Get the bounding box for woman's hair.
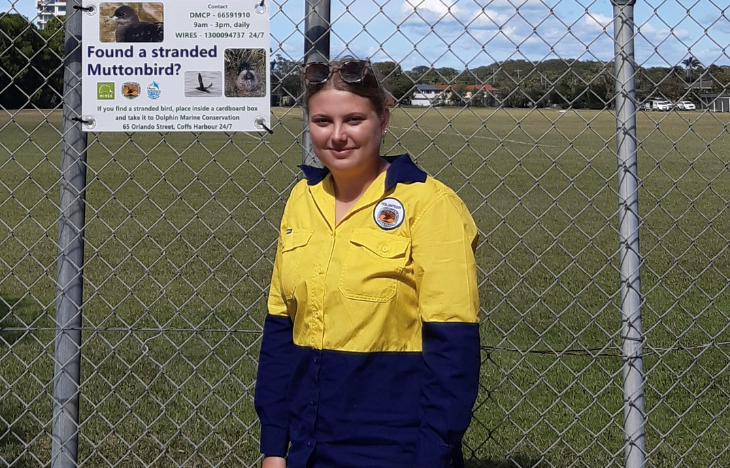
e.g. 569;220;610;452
304;57;387;117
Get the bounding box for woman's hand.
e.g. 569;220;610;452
262;456;286;468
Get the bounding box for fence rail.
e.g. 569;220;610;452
2;0;730;467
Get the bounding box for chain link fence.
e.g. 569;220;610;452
2;0;730;467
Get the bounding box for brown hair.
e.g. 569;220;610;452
304;57;387;117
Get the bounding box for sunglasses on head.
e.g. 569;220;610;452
303;60;373;85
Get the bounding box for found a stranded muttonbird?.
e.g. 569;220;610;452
106;5;163;43
196;73;213;93
235;62;259;94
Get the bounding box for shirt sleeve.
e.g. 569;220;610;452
411;192;481;468
254;205;296;457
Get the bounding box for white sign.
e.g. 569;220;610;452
81;1;270;132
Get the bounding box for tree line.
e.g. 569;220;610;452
273;55;730;109
2;13;729;110
0;14;64;109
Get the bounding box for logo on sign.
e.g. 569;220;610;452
147;81;161;99
97;82;114;100
122;82;140;99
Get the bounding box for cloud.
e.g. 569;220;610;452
710;16;730;34
268;0;730;70
633;21;695;67
401;0;464;18
636;22;690;42
582;12;612;32
395;0;617;62
401;0;552;30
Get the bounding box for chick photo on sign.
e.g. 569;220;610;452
99;3;164;43
224;48;266;97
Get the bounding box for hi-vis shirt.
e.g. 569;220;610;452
255;154;480;468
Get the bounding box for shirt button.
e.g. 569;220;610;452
313;356;318;363
381;246;389;253
310;400;315;405
314;266;321;274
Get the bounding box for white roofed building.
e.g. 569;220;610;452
36;0;66;29
411;84;443;107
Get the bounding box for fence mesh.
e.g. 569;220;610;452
2;0;730;467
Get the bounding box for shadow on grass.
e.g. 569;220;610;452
1;294;41;467
466;455;542;468
0;411;37;468
1;295;25;346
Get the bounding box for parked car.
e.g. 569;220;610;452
675;100;696;111
651;100;673;111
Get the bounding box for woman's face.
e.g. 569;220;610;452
308;88;389;177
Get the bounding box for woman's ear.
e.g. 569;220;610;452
381;106;390;135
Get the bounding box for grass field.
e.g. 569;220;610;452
1;107;730;468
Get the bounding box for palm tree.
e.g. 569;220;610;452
681;56;701;83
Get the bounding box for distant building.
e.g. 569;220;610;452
412;84;442;106
411;83;497;106
36;0;66;29
699;93;730;112
685;80;714;92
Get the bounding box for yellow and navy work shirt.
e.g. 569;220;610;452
255;154;480;468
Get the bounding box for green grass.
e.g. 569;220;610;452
1;107;730;467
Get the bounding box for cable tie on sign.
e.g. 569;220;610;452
254;116;273;134
73;5;94;11
258;0;265;7
260;122;274;134
71;116;92;124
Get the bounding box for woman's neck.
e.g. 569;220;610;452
332;158;389;204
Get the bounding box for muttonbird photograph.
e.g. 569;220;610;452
235;63;259;93
224;49;266;98
184;71;222;97
99;3;164;43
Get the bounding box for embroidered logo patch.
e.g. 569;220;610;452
374;198;405;230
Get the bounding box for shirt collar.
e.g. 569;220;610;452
298;154;427;191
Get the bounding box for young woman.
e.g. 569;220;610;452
255;58;480;468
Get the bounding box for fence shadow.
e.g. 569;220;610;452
0;415;32;467
0;295;24;346
0;294;38;468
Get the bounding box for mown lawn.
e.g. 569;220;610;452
1;107;729;467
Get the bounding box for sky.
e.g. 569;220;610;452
7;0;730;71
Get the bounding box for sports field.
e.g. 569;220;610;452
1;107;730;467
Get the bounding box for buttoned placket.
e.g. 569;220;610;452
301;177;334;458
300;171;391;458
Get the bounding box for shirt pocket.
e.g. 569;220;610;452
339;228;411;302
280;229;313;299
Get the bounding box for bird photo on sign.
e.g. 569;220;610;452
122;82;141;99
99;3;164;43
224;49;266;98
184;71;222;97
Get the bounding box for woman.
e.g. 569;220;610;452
255;58;480;468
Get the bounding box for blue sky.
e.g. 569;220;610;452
8;0;730;70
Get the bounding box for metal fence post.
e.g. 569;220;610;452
611;1;646;468
52;1;88;467
301;0;330;168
